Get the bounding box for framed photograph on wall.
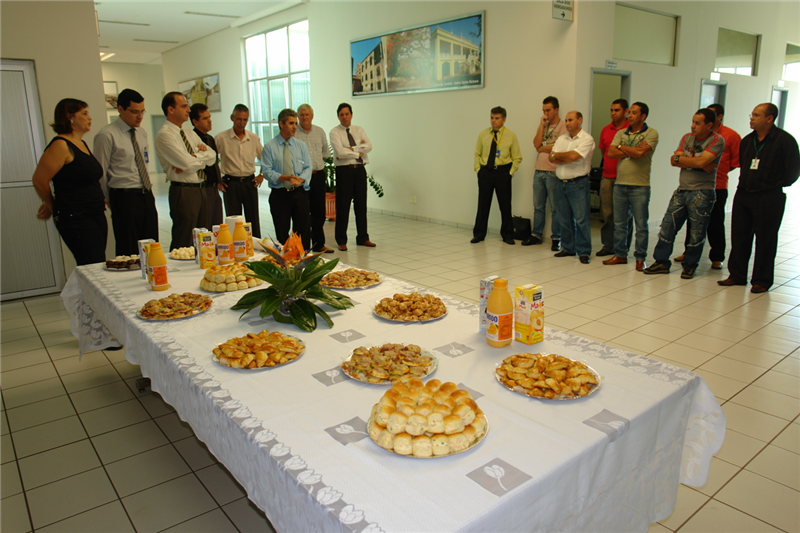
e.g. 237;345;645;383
351;12;484;98
104;81;118;109
178;73;221;112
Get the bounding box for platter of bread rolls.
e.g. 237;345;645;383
341;343;437;384
495;353;601;400
212;329;305;369
367;378;488;457
199;263;263;292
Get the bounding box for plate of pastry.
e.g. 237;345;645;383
341;343;437;384
495;352;601;400
212;329;305;369
136;292;212;321
373;293;447;322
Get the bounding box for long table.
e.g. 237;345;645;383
62;259;726;533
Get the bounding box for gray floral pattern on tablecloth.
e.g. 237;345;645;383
326;417;369;445
435;342;474;358
467;458;532;496
312;365;348;386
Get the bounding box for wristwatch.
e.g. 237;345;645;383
673;155;680;164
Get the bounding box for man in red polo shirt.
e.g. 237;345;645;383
596;99;632;256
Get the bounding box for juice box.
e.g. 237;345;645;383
479;275;499;331
514;284;544;345
198;231;216;269
244;222;254;257
212;225;221;244
193;227;208;265
137;239;155;280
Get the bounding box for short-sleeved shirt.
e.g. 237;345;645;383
612;124;659;187
553;129;596;180
535;119;567;172
714;124;741;189
677;132;724;190
598;120;628;178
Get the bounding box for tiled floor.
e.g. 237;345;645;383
2;179;799;532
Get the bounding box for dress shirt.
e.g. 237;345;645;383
330;124;371;166
261;134;312;191
474;126;523;175
714;124;741;189
598;120;628;178
154;122;216;183
93;117;149;198
295;124;329;171
738;126;800;192
553;129;596;180
214;128;263;177
193;128;221;185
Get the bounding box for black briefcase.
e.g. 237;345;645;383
512;216;531;240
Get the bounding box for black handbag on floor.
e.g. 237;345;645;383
512;216;531;240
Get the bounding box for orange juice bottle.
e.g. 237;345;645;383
233;221;248;262
217;223;234;265
486;278;513;347
148;243;169;291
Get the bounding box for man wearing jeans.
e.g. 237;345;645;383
550;111;596;264
602;102;659;271
523;96;566;250
595;98;630;257
644;108;723;279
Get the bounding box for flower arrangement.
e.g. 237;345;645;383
231;234;353;331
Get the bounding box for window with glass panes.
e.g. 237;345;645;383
245;21;310;142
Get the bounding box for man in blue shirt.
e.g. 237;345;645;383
260;108;312;249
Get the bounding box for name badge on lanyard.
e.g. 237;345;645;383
750;158;759;170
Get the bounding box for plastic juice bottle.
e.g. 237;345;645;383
217;223;234;265
486;278;513;347
233;221;248;262
147;242;169;291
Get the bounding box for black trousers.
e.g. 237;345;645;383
473;164;513;241
204;183;224;229
168;183;206;250
223;176;261;238
309;170;327;251
268;187;310;250
108;187;159;256
335;165;369;245
682;188;728;262
727;188;786;289
54;209;107;266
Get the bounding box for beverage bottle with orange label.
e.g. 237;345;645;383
486;278;513;347
147;242;169;291
233;221;248;262
217;223;234;265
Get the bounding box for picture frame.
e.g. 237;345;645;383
103;81;118;109
178;73;221;112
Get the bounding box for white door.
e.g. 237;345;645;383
1;59;66;300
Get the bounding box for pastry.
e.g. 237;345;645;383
392;433;413;455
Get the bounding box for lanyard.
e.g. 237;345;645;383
544;119;560;141
492;128;505;146
752;136;767;158
625;131;643;147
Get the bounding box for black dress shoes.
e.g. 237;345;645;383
579;256;591;264
470;237;484;244
503;238;515;245
595;248;614;257
551;239;561;251
521;236;543;246
554;250;575;257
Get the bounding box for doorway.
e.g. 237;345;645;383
771;86;788;129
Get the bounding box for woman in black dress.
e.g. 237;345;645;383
32;98;108;266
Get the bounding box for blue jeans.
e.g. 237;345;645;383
613;185;650;260
653;189;716;268
532;170;561;240
553;176;592;256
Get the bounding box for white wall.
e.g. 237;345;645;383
100;63;165;173
160;0;800;234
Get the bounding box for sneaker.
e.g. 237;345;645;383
643;262;670;275
681;266;696;279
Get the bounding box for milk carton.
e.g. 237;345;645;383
137;239;155;280
479;275;499;331
514;284;544;345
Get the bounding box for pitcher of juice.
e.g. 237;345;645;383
217;224;234;265
486;278;513;347
233;221;248;262
147;243;169;291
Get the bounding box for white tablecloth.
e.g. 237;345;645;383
62;259;725;533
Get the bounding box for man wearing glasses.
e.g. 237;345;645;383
94;88;159;255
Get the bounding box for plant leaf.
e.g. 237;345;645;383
230;287;273;318
295;252;324;272
310;302;334;328
259;292;284;318
304;285;354;309
294;259;341;295
245;260;285;281
289;300;317;331
272;311;294;324
259;247;287;269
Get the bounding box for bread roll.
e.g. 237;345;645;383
416;388;433;402
405;414;427;436
237;281;248;290
383;389;402;402
387;412;408;434
375;405;394;426
415;399;436;417
424;379;442;393
448;432;469;453
377;396;397;412
247;278;258;288
412;435;432;458
439;382;458;395
431;434;450;456
391;382;409;395
426;412;445;434
377;429;394;450
458;398;479;412
471;414;487;438
433;404;452;416
368;419;385;441
443;414;464;435
392;433;413;455
441;397;457;410
452;403;476;425
236;274;246;282
450;390;471;402
225;274;236;283
215;283;226;292
462;425;477;444
407;377;424;389
433;390;451;404
226;282;238;292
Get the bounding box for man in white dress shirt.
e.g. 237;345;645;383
329;103;376;251
154;91;216;250
549;111;596;264
93;88;158;255
295;104;333;253
215;104;264;237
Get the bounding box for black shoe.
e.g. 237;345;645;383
470;237;484;244
554;250;576;257
595;248;614;257
503;238;515;245
551;239;561;251
579;256;591;264
681;266;696;279
643;262;670;275
521;235;543;246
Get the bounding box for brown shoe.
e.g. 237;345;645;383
717;278;745;286
338;244;348;251
750;285;769;294
319;246;335;254
673;255;685;262
711;261;722;270
603;256;628;265
635;260;646;271
358;240;377;247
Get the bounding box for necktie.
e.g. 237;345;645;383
130;128;151;191
179;129;206;181
283;140;294;190
487;131;498;169
346;128;364;164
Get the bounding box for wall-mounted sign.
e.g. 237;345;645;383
605;60;619;70
553;0;573;22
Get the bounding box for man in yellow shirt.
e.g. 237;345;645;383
472;106;523;244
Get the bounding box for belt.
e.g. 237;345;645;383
312;169;326;175
341;164;364;168
170;181;204;188
110;187;150;194
223;175;255;182
482;163;512;171
271;186;306;193
561;174;589;183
